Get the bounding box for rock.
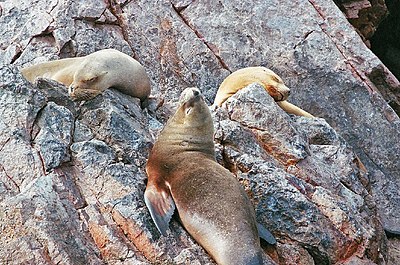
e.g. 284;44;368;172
370;0;400;82
214;84;386;264
35;102;74;171
388;237;400;265
0;173;103;265
333;0;387;45
177;0;400;235
223;83;309;166
0;0;399;264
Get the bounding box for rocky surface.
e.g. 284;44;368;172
1;0;399;264
333;0;387;45
370;0;400;83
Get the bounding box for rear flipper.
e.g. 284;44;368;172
144;184;176;236
257;222;277;245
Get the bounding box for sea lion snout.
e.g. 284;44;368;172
68;84;81;100
279;84;291;100
179;87;202;105
68;84;75;94
68;84;78;99
192;88;200;97
68;84;97;101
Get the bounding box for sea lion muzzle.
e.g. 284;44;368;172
180;87;203;112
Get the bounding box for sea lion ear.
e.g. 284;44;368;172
257;222;277;245
144;184;176;236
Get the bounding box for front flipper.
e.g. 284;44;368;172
277;100;314;118
257;222;277;245
144;184;176;236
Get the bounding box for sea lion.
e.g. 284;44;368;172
21;49;151;107
144;87;276;265
214;66;314;118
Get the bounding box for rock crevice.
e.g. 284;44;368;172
1;0;399;264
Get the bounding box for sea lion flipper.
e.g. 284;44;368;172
257;222;277;245
144;185;176;236
277;100;314;118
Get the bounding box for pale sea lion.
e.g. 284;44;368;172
214;66;314;118
144;87;276;265
21;49;151;107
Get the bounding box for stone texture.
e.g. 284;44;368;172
214;84;386;264
176;0;400;236
370;0;400;84
0;0;399;264
333;0;387;44
388;237;400;265
35;102;74;171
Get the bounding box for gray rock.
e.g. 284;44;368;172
333;0;387;43
179;0;400;235
388;238;400;265
0;0;399;264
225;83;309;165
0;173;103;265
35;102;74;171
214;84;386;264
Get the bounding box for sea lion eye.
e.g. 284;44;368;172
271;76;280;83
86;76;97;83
185;107;192;115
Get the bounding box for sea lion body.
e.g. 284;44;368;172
214;66;314;118
21;49;151;105
22;57;80;85
166;156;263;264
145;88;275;265
215;66;291;105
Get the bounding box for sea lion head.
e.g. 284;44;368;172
69;62;109;101
249;67;290;101
156;87;215;157
172;87;213;129
214;66;291;106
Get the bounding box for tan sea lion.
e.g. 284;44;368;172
214;66;314;118
144;87;276;265
21;49;151;107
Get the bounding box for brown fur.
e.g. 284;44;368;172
144;88;272;265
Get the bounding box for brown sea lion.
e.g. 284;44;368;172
144;87;276;265
21;49;151;107
214;66;314;118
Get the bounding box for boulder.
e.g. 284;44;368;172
1;0;399;264
333;0;387;44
